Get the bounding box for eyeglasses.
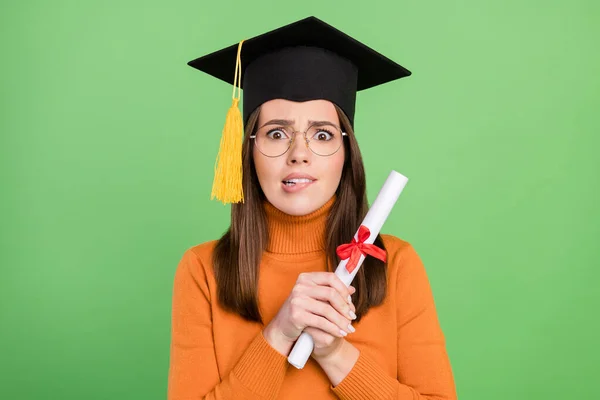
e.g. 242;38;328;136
250;122;347;158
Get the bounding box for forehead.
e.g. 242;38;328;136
258;99;339;123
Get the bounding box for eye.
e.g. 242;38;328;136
266;128;289;140
313;129;334;141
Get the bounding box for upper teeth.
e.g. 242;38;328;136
285;178;313;183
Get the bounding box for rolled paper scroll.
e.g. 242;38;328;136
287;170;409;369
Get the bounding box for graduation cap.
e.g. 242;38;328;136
187;16;411;204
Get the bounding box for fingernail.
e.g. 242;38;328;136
348;295;352;303
347;324;355;333
339;329;348;337
349;310;357;320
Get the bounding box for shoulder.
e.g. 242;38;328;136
186;239;219;262
380;233;415;260
379;234;435;304
380;233;425;276
175;239;219;281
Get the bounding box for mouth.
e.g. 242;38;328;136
281;178;317;193
281;178;316;186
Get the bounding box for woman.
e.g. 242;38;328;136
168;16;457;400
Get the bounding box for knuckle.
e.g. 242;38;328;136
291;285;302;296
340;316;350;328
308;314;321;329
320;319;332;333
342;302;350;315
328;288;336;300
290;308;302;323
322;303;334;318
329;322;341;337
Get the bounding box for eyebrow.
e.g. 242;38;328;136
258;119;339;129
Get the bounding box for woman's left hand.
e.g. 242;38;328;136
307;285;356;361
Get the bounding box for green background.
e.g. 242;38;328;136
2;1;598;399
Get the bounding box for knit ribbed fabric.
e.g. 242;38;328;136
263;194;335;255
329;350;398;399
231;331;289;399
167;195;457;400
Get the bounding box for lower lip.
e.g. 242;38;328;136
281;180;316;193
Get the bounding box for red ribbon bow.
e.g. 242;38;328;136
336;225;387;273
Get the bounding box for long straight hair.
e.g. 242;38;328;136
212;104;388;325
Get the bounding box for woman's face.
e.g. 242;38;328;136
253;99;345;216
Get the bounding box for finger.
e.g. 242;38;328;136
290;297;349;337
307;285;356;322
303;296;354;335
348;285;356;307
304;309;350;338
298;272;352;301
293;282;354;314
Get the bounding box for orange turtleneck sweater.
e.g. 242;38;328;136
167;196;457;399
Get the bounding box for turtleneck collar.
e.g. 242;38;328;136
263;195;336;255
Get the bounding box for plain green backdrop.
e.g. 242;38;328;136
1;0;598;399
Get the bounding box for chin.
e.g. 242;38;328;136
282;202;314;216
267;189;327;216
277;197;314;216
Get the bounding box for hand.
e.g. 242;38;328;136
306;284;356;360
263;272;357;357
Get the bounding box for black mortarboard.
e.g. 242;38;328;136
188;16;411;126
187;16;411;204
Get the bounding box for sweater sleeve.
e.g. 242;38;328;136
330;242;457;400
167;248;289;400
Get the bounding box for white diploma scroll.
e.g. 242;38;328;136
287;170;409;369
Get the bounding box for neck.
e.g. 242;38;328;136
263;195;336;255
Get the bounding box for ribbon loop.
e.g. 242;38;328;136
336;225;387;273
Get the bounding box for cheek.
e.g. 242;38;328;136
321;152;345;182
332;151;345;177
252;147;262;177
252;150;279;185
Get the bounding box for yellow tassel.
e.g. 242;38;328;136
210;40;245;204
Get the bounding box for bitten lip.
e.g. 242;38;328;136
282;173;317;181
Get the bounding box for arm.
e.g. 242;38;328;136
324;242;457;400
167;248;289;400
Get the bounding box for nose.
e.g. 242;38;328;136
286;132;311;165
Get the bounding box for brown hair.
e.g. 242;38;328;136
212;104;387;325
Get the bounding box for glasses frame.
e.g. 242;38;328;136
250;122;348;158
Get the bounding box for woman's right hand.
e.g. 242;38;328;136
263;272;357;355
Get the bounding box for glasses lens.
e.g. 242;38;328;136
254;124;344;157
255;125;291;157
306;125;344;156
